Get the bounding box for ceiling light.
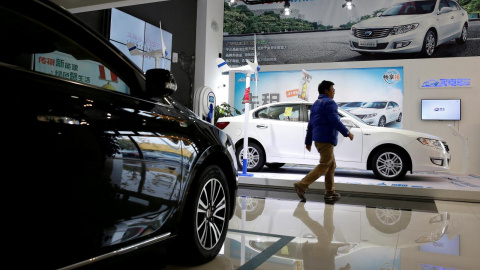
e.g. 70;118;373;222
342;0;355;10
284;0;290;16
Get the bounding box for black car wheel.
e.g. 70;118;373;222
378;116;386;127
265;162;285;169
455;24;467;44
420;30;436;57
372;148;408;180
236;142;265;172
175;165;230;265
396;113;402;122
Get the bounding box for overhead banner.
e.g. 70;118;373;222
223;0;476;66
234;66;404;128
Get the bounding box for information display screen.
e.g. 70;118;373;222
421;99;461;121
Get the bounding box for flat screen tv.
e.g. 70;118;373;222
421;99;461;121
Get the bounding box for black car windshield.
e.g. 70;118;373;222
380;1;436;16
363;102;387;109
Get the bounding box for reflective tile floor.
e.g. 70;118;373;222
106;187;480;270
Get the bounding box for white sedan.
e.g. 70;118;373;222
216;101;450;180
349;100;402;126
349;0;469;57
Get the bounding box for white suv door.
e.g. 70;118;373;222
304;107;362;162
437;0;460;42
448;0;467;38
385;102;395;123
253;104;304;159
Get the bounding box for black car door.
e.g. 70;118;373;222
2;2;183;268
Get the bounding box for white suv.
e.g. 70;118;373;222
349;0;469;57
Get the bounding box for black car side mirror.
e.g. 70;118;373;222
145;68;177;98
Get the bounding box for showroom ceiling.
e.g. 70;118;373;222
51;0;168;13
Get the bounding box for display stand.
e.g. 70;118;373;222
240;74;254;177
215;35;260;177
448;125;467;174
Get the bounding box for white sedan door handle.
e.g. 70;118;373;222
256;124;268;128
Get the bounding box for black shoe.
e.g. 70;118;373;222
293;183;306;202
324;192;341;201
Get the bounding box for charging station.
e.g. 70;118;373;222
193;86;216;125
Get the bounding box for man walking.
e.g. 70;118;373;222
294;80;354;202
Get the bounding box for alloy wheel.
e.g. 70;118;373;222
375;207;402;226
378;116;386;127
425;32;436;56
375;151;403;178
462;26;467;42
240;146;260;169
196;178;227;250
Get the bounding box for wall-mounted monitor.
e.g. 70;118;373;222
421;99;461;121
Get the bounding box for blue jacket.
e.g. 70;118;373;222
305;94;349;146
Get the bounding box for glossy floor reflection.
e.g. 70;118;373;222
221;195;480;270
106;189;480;270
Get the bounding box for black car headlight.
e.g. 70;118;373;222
391;23;419;35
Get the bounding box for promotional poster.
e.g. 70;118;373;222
234;66;404;128
35;51;130;94
223;0;478;65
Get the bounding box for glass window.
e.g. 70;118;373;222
255;108;270;119
439;0;449;11
268;105;300;121
0;7;130;94
447;0;459;10
363;102;387;109
116;136;141;159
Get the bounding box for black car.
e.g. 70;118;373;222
2;1;237;269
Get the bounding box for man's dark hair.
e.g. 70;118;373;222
318;80;334;94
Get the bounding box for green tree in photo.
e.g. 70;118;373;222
224;11;249;34
458;0;480;13
224;3;317;34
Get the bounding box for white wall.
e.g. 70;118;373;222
194;0;227;105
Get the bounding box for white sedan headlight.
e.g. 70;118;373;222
391;23;419;35
417;137;444;150
364;113;377;118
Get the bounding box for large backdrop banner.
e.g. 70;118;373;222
234;67;404;128
223;0;479;65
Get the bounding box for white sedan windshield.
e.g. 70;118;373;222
381;0;436;16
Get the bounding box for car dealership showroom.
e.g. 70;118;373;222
5;0;480;269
